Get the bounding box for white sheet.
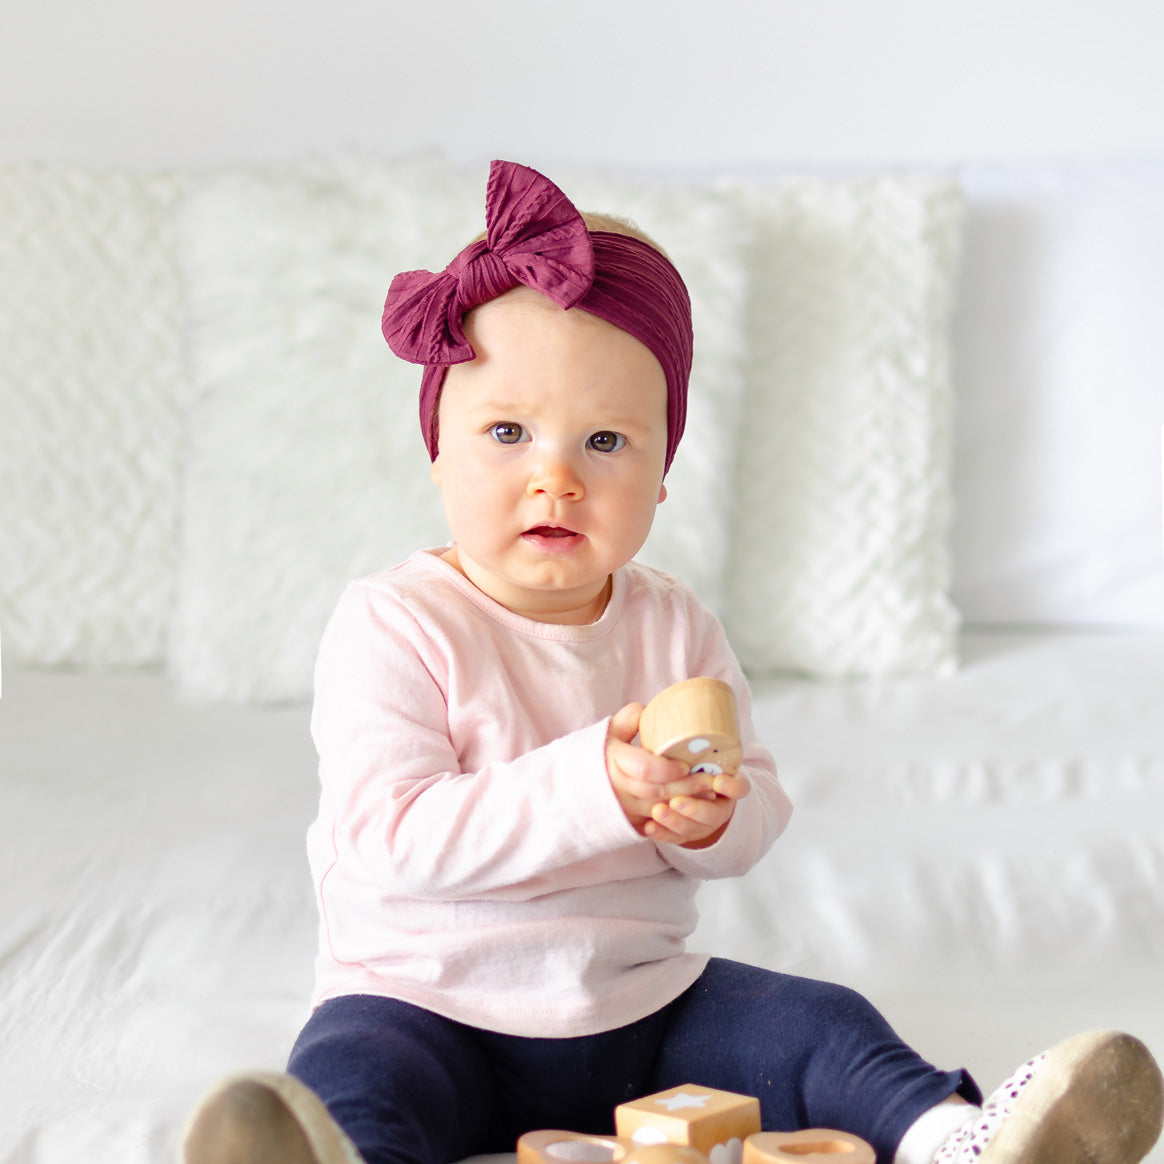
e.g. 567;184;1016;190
2;629;1162;1162
699;629;1164;1148
0;670;318;1162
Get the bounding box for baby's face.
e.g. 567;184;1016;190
431;289;668;624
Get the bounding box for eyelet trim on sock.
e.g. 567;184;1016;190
932;1053;1048;1162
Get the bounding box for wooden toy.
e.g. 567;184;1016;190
517;1130;636;1164
615;1084;760;1164
520;1089;875;1164
741;1130;875;1163
638;678;742;780
623;1145;710;1164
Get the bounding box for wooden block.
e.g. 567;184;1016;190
517;1130;635;1164
742;1130;875;1164
638;679;742;778
616;1084;760;1164
624;1146;710;1164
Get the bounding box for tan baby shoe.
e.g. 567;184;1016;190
181;1071;365;1164
933;1029;1163;1164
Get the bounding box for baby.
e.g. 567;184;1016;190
182;161;1163;1164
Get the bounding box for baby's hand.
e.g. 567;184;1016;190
605;703;747;846
606;703;697;836
647;769;749;849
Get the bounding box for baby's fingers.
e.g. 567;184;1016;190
629;769;714;804
612;745;690;795
710;772;750;801
608;702;645;745
642;818;691;846
654;794;728;834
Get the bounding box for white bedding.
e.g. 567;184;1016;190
2;629;1162;1163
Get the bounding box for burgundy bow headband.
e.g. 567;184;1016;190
381;160;693;473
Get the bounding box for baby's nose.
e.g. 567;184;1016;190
528;453;584;499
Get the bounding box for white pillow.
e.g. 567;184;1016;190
546;166;749;615
0;163;187;667
951;161;1164;627
169;155;748;702
721;175;965;679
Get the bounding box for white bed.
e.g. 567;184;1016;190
3;628;1162;1163
2;153;1163;1162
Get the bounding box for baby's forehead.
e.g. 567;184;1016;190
466;287;650;350
468;284;594;324
450;286;669;432
449;371;664;421
455;385;661;426
442;319;667;432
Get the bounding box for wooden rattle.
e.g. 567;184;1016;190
518;1131;635;1164
639;678;742;781
742;1131;875;1164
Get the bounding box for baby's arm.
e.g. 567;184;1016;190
314;579;668;904
605;702;750;848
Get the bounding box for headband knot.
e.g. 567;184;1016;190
381;160;693;472
381;161;594;366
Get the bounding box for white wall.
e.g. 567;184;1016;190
3;0;1163;170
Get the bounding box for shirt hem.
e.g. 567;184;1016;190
310;953;711;1038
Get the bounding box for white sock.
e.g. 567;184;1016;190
893;1098;980;1164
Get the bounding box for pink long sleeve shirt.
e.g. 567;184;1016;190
306;549;792;1038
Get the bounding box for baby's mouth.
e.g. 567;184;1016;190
522;524;584;550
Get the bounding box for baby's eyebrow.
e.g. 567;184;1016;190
569;416;655;438
462;397;534;418
591;414;659;435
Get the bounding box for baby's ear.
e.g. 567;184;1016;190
430;456;442;486
657;482;668;504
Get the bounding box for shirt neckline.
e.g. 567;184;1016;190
411;548;628;641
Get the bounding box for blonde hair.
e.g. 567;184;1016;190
582;211;668;254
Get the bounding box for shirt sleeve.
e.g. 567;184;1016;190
654;598;793;881
310;580;661;904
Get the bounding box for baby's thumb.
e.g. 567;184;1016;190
608;701;645;745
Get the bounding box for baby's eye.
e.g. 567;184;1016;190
488;422;526;445
588;431;626;453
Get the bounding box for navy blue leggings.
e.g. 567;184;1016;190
288;959;979;1164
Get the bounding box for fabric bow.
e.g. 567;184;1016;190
381;160;596;366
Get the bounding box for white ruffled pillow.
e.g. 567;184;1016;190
721;176;965;679
0;163;187;667
0;156;962;692
169;155;748;702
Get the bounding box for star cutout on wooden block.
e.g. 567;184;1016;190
654;1092;712;1112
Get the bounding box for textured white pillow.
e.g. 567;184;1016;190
0;163;187;667
553;168;749;616
170;155;470;703
170;155;748;702
722;176;965;678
